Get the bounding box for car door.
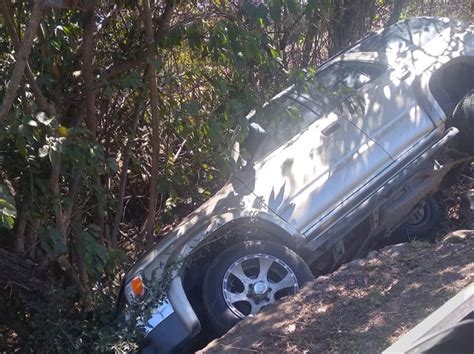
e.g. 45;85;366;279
338;60;437;160
245;89;391;234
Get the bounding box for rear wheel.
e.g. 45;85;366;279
393;196;440;242
202;241;313;336
453;90;474;154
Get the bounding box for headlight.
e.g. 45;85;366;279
125;275;147;302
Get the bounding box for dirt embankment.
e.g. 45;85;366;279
200;164;474;354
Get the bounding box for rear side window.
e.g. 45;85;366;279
244;61;385;161
315;61;386;92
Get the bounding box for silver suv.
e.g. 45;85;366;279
119;17;474;353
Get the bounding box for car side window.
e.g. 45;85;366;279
246;99;315;161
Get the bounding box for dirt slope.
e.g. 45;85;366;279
200;234;474;354
200;164;474;354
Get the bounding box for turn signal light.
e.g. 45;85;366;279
131;276;145;297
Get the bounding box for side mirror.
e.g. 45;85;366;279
242;122;266;162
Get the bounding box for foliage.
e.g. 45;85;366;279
0;182;16;229
0;0;471;352
3;279;140;353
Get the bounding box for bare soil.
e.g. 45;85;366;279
200;163;474;354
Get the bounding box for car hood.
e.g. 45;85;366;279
123;177;265;284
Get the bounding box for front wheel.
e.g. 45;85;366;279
202;241;313;336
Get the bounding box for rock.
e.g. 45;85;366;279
441;230;474;244
346;259;366;269
366;250;378;260
384;243;410;258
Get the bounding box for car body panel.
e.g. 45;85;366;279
247;103;392;233
355;76;436;159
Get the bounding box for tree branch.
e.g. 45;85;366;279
96;0;176;86
0;0;45;124
82;0;97;135
111;105;142;247
0;0;54;115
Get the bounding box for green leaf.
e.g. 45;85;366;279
286;105;302;122
181;100;200;116
321;0;331;12
0;214;14;229
243;2;269;25
0;183;16;230
119;71;143;89
162;26;185;48
269;0;283;21
67;224;109;279
187;24;203;51
208;119;221;143
285;0;299;14
40;227;67;257
106;157;118;173
304;0;318;16
270;47;281;59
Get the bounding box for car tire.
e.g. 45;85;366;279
393;196;440;242
202;240;313;336
453;90;474;154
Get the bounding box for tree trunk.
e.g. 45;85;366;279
81;1;105;243
301;5;319;66
25;217;41;259
327;0;375;55
0;0;45;124
71;206;90;301
388;0;408;25
111;106;142;247
141;0;162;247
82;0;97;135
14;209;27;254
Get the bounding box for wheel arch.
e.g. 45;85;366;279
429;56;474;118
178;215;303;333
181;215;301;282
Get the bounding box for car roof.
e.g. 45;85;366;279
247;17;466;121
349;17;464;54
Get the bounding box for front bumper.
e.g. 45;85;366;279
134;277;201;353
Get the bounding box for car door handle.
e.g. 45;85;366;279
322;122;341;136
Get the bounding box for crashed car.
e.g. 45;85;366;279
118;17;474;353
